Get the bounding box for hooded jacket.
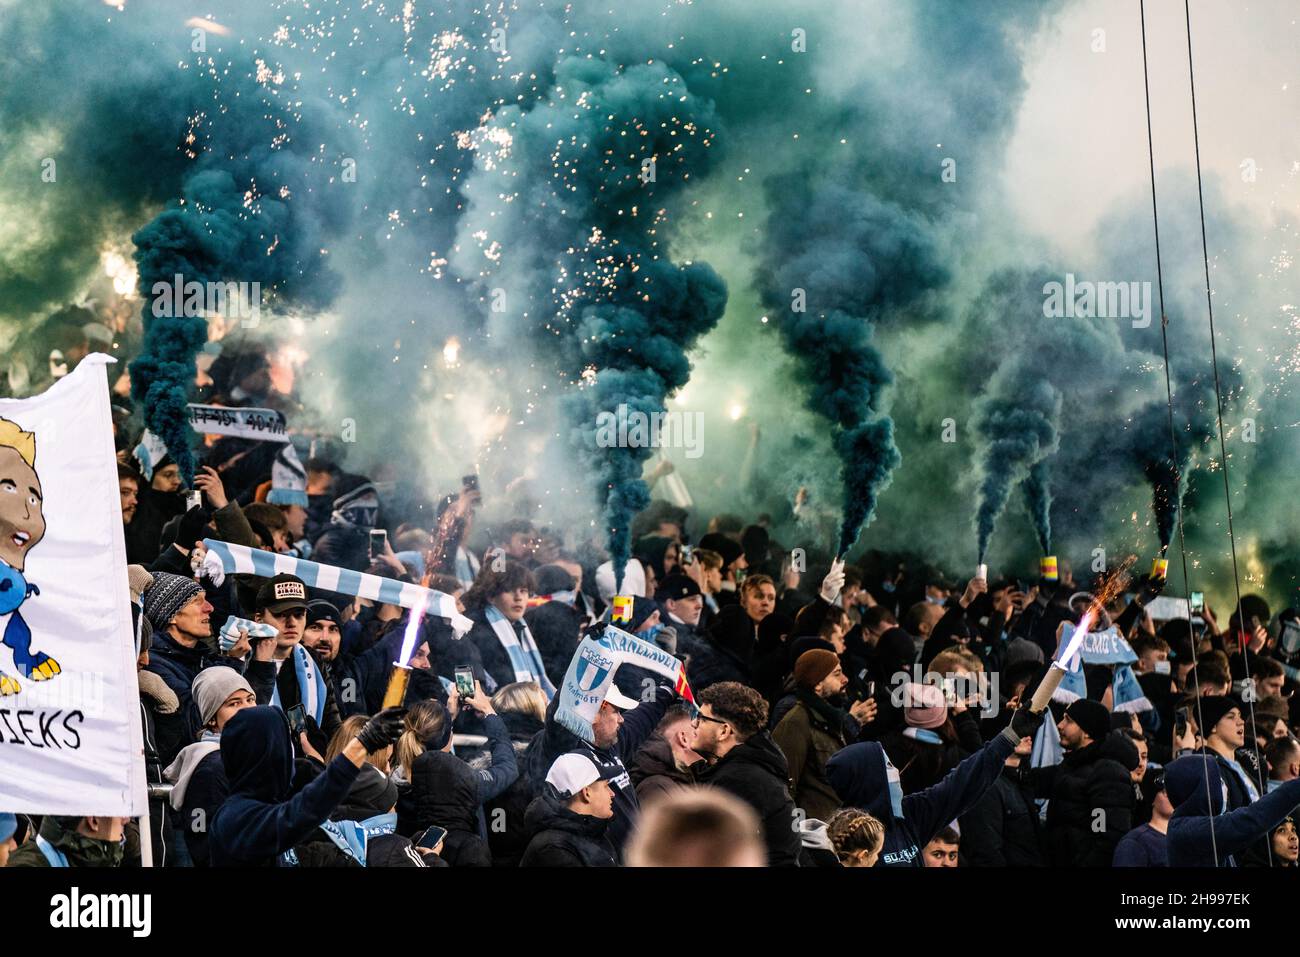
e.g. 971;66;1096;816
164;741;227;867
696;730;802;866
208;706;362;866
826;729;1018;868
1165;754;1300;866
958;764;1046;867
519;786;617;867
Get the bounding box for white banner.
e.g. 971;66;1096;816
0;355;146;816
186;403;289;442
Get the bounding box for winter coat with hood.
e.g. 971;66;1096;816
208;706;362;867
1165;754;1300;866
519;785;617;867
398;711;518;866
629;731;700;806
826;727;1019;868
523;685;676;853
1025;730;1137;867
695;729;802;866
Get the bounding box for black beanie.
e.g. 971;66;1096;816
1064;698;1111;744
1196;695;1243;737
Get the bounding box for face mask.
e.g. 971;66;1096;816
1154;660;1171;675
640;623;663;644
925;595;943;605
884;755;905;819
881;581;896;594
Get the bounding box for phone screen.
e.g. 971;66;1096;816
369;529;387;560
287;704;307;735
416;825;447;850
1190;591;1204;613
454;667;475;698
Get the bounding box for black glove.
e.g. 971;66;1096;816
357;706;407;753
1137;574;1166;606
1007;706;1045;740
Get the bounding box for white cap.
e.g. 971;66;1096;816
546;752;603;797
603;683;641;712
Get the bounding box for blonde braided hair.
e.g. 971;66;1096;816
827;807;885;864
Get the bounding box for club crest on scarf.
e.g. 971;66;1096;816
0;416;61;696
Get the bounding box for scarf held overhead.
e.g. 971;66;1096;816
201;539;471;636
556;624;694;744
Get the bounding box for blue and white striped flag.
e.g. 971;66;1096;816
201;539;472;636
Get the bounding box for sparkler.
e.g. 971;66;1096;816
1029;560;1134;712
381;591;429;709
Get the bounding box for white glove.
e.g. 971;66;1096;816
819;558;846;605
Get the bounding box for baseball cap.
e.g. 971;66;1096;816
655;573;701;602
603;682;641;712
546;752;606;797
255;574;309;613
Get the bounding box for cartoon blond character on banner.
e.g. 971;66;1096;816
0;417;60;695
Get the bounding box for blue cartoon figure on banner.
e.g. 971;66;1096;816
0;417;60;695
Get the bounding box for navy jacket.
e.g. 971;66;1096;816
523;685;675;853
1165;754;1300;867
209;707;361;867
826;729;1016;867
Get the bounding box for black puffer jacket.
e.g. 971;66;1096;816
398;751;491;867
695;730;801;866
958;765;1046;867
628;731;698;806
1029;730;1137;867
485;710;545;867
519;787;617;867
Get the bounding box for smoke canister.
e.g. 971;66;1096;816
1040;556;1058;581
611;594;633;624
976;564;987;581
1151;557;1169;580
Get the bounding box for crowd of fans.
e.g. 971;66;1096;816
5;344;1300;869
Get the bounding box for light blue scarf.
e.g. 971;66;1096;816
270;643;327;725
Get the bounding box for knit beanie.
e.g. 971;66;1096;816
1196;695;1243;737
1064;698;1112;744
903;682;948;729
192;667;254;728
793;649;840;690
142;572;203;633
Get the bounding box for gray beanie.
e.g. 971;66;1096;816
192;668;254;727
142;572;203;633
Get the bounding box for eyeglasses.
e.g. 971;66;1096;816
692;712;730;729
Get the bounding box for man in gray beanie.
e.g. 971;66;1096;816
141;571;232;764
